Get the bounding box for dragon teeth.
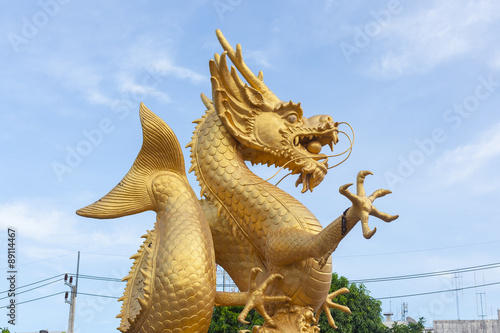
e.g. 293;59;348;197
328;141;334;152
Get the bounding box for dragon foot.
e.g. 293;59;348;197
247;305;319;333
314;287;351;329
238;268;291;328
340;170;399;239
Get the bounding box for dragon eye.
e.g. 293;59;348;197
287;114;298;123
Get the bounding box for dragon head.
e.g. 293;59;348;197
210;30;341;192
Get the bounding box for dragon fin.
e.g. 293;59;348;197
76;103;186;218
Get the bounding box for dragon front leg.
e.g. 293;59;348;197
314;287;351;329
314;170;399;267
214;267;291;329
238;268;291;328
263;171;399;269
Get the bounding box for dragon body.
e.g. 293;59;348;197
77;30;398;332
191;107;333;310
77;106;216;332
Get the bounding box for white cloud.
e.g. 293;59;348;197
244;50;274;69
87;90;121;108
435;122;500;186
151;59;206;84
367;0;500;78
0;201;73;241
0;201;146;259
117;72;172;104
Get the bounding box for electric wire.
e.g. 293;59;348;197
1;290;120;308
336;240;500;258
375;281;500;300
0;279;61;300
351;262;500;284
6;260;497;300
0;273;64;294
3;280;499;309
0;253;76;270
78;274;122;282
2;291;65;308
2;260;499;309
78;292;120;299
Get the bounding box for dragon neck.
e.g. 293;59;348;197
188;110;322;252
189;110;265;207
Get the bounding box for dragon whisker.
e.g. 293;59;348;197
240;122;355;187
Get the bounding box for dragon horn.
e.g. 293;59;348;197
215;29;281;105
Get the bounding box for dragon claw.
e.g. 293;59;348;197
315;287;351;329
238;268;291;328
369;189;392;201
341;171;398;239
358;170;373;178
339;183;358;203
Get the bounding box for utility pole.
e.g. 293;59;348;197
401;302;408;322
454;273;461;320
65;251;80;333
64;274;76;333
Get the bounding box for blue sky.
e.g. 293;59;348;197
1;0;500;331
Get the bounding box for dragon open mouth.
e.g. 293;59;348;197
290;124;340;193
293;130;339;155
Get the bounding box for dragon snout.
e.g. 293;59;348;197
319;115;333;123
303;115;339;130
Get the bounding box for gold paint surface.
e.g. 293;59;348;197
77;30;398;332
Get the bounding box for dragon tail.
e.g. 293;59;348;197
76;102;186;218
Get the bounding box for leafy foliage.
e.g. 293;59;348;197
208;306;264;333
208;274;427;333
318;273;386;333
209;273;395;333
384;317;426;333
2;328;10;333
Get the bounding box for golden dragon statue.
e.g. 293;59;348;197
77;30;399;333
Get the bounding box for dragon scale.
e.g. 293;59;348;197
127;174;216;332
190;109;333;310
77;30;399;332
77;105;217;333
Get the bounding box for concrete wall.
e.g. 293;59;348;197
434;310;500;333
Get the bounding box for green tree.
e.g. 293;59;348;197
318;273;386;333
209;273;390;333
209;306;263;333
2;328;10;333
384;317;426;333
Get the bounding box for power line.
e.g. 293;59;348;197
1;292;66;308
0;279;61;300
4;280;499;309
78;274;123;283
0;273;121;296
336;240;500;258
10;260;495;296
0;274;63;294
375;281;500;300
0;290;120;309
0;253;76;270
2;277;499;310
0;273;122;304
78;292;120;299
351;262;500;284
80;251;129;258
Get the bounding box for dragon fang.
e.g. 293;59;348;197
77;29;399;333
